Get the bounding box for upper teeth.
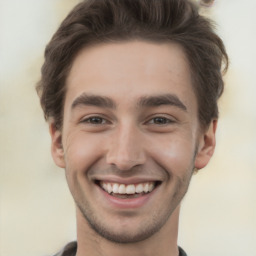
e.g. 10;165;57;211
100;181;155;195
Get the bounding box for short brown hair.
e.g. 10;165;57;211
37;0;228;130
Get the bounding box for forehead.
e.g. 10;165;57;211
65;40;196;111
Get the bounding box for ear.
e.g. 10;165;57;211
49;122;66;168
194;119;217;170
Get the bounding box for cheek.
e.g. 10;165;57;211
147;135;196;174
63;131;104;173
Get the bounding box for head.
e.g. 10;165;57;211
37;0;228;247
37;0;228;131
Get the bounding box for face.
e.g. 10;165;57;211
50;41;216;243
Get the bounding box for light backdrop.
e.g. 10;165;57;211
1;0;255;255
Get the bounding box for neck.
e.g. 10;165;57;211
76;206;180;256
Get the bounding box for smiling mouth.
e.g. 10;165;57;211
96;181;161;199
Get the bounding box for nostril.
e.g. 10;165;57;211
106;151;146;171
106;158;143;172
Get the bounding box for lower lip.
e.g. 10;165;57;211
97;185;158;209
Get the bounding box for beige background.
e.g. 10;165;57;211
1;0;255;255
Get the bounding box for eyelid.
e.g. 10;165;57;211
80;114;111;124
145;114;176;124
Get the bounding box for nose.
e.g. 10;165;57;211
106;123;146;171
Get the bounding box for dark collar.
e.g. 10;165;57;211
54;242;187;256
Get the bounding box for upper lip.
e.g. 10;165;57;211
91;175;162;185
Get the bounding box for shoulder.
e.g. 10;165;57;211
179;246;188;256
53;241;77;256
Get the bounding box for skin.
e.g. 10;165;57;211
50;41;217;256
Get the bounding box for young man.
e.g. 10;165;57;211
37;0;228;255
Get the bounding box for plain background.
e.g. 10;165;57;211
1;0;255;255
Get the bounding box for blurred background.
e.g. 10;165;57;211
0;0;255;255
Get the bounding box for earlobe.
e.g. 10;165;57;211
194;119;217;170
49;122;66;168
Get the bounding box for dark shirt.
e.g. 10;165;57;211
53;241;187;256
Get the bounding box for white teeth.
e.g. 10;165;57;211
148;182;154;192
135;184;144;193
144;183;149;193
102;182;108;191
99;181;156;195
118;184;126;194
113;183;119;193
126;184;135;194
107;183;112;193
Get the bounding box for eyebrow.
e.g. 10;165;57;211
138;94;187;111
71;93;187;112
71;93;116;110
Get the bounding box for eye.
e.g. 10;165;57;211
81;116;108;125
148;116;174;125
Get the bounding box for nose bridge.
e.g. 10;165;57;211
106;121;145;170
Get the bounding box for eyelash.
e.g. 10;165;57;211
147;116;175;125
81;116;108;125
81;115;175;126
